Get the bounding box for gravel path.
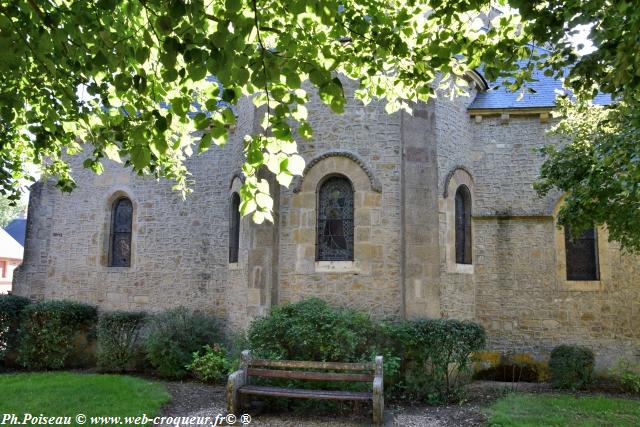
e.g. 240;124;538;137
154;380;638;426
153;381;509;426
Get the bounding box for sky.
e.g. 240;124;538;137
568;24;596;55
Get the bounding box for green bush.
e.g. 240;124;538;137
247;299;386;412
247;298;485;404
145;307;220;379
0;295;31;364
97;311;147;372
391;318;486;403
609;359;640;394
248;298;379;362
17;300;97;370
186;344;231;383
549;345;594;390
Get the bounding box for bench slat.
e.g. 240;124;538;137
247;368;374;382
250;359;374;371
239;385;373;401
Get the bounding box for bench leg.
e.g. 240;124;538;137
226;370;246;415
372;370;384;426
372;394;384;426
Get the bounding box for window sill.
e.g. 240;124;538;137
314;261;359;274
100;266;132;272
228;262;240;271
562;280;603;292
450;263;474;275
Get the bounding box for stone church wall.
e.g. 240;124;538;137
276;81;403;319
442;113;640;368
14;98;258;324
435;92;479;321
473;217;640;368
13;81;639;368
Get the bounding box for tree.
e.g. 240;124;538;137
1;1;639;249
0;0;534;224
511;1;640;252
0;195;25;228
535;98;640;252
511;0;640;102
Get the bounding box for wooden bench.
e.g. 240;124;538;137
227;350;384;425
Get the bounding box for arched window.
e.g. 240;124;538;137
565;227;599;280
109;197;133;267
229;192;240;263
316;176;354;261
455;185;472;265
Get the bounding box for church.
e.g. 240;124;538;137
13;61;639;370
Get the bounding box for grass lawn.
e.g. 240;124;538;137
0;372;170;425
486;392;640;427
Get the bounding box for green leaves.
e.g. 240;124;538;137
225;0;243;14
536;98;640;253
130;145;151;170
5;0;630;234
319;77;345;113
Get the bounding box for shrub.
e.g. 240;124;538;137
247;298;379;362
145;307;220;379
549;345;594;390
247;299;386;412
0;295;31;364
186;344;231;383
17;300;97;370
97;311;147;372
246;298;484;404
609;359;640;394
391;318;486;403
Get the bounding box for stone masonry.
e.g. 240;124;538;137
14;77;640;370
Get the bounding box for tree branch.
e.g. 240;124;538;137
206;12;282;33
252;0;271;133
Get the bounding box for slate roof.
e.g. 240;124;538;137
469;55;614;110
5;218;26;246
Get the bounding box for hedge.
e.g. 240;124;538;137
247;298;486;403
97;310;147;372
549;344;594;390
144;307;221;379
0;295;31;364
17;300;97;370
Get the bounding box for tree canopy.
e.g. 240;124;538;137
1;0;639;248
514;0;640;252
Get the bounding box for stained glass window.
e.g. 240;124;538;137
109;197;132;267
316;176;354;261
229;192;240;263
455;185;472;265
565;227;599;280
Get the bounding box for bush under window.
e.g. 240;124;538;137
549;344;594;390
97;311;147;372
246;298;486;404
609;359;640;394
186;344;231;383
144;307;221;379
390;318;486;403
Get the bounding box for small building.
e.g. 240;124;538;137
0;228;23;294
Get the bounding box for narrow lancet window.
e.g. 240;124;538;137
229;193;240;263
316;176;354;261
109;197;132;267
455;185;472;264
